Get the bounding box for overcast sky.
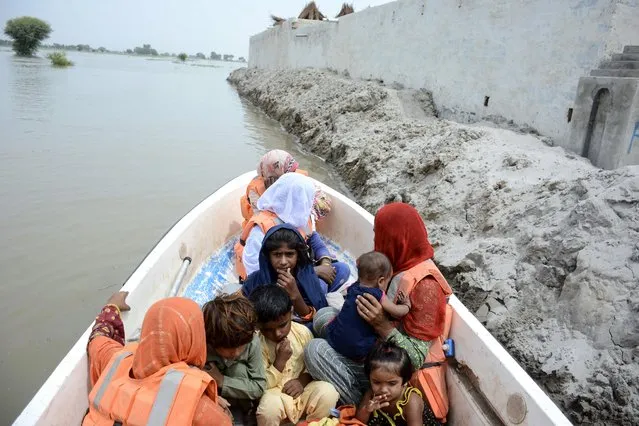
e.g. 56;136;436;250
1;0;391;57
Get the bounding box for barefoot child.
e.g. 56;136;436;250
249;285;339;426
321;251;410;360
356;342;439;426
203;293;267;423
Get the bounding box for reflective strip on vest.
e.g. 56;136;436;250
146;369;185;426
92;351;133;409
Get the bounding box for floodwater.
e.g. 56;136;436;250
0;49;346;423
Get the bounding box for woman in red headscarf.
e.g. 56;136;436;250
363;202;451;341
83;292;232;426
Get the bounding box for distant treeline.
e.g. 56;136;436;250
0;39;246;62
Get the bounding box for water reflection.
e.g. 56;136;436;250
8;56;54;122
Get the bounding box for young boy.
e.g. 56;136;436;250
248;285;339;426
203;293;267;424
322;251;410;360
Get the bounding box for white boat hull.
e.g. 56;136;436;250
14;172;571;425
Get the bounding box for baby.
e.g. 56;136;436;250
323;251;409;360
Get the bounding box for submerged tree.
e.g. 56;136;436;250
48;51;73;67
177;52;187;62
195;52;205;59
4;16;52;56
210;51;221;60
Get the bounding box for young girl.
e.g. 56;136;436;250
356;343;440;426
242;224;329;322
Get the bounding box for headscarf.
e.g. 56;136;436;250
132;297;207;379
312;186;332;220
373;203;434;274
257;149;299;188
242;224;328;310
257;173;315;229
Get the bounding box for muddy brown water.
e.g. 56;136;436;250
0;49;347;423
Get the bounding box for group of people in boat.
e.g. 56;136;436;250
84;150;453;426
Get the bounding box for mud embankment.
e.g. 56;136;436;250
228;67;639;424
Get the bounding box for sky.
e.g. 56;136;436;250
0;0;391;57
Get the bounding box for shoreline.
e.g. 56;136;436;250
228;67;639;424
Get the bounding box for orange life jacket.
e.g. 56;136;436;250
239;169;309;227
396;260;453;423
234;210;312;280
83;344;216;426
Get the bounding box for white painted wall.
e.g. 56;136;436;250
249;0;638;143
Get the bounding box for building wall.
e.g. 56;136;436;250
249;0;638;144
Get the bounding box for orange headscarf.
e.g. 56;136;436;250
132;297;207;379
374;203;434;274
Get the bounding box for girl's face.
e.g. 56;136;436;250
269;243;298;272
369;364;405;403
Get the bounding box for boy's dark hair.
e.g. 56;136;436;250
203;293;256;348
248;285;293;323
262;228;312;268
357;251;392;283
364;341;413;384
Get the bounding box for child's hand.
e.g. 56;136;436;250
274;337;293;371
277;268;299;299
217;396;231;410
367;393;390;412
396;291;411;308
204;363;224;385
282;378;304;398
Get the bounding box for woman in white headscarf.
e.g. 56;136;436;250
240;173;350;294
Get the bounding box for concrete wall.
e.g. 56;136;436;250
249;0;639;145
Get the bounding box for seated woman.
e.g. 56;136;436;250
242;224;330;322
236;172;349;290
84;291;231;425
304;203;451;423
240;149;309;227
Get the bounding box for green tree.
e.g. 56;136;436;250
4;16;52;56
177;52;187;62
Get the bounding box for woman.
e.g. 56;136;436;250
84;292;232;425
240;149;309;225
237;172;349;289
243;224;331;321
304;203;450;417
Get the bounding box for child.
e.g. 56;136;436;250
242;224;333;322
203;293;267;424
322;251;410;360
356;342;439;426
248;285;339;426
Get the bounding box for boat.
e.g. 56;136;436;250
13;171;572;425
